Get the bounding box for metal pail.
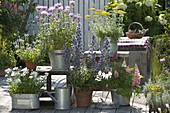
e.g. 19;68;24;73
54;87;71;109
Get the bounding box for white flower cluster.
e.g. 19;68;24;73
96;71;112;81
158;14;168;25
117;3;127;10
144;0;154;7
145;16;153;22
127;0;139;3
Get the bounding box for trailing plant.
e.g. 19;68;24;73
0;49;16;69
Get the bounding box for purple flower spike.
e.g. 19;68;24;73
160;58;166;62
40;11;48;16
69;1;75;6
58;6;63;12
69;13;74;17
48;6;55;12
114;71;119;78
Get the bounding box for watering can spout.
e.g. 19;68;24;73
44;91;58;103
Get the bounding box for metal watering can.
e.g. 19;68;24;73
45;78;75;109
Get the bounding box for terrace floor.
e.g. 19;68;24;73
0;76;149;113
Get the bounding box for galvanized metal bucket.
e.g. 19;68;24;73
111;89;120;108
118;95;130;106
10;93;40;109
45;78;74;109
48;50;67;70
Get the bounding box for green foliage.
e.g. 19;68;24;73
69;67;96;92
5;67;48;94
121;0;163;36
143;78;170;112
150;8;170;81
0;0;37;47
0;49;16;69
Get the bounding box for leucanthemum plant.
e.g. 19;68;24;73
5;67;48;94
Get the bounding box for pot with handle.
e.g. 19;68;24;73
44;78;75;109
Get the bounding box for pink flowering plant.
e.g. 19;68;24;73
36;1;81;50
107;63;142;98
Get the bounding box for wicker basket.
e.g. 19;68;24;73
126;22;145;39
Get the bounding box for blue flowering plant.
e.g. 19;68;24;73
5;67;48;94
36;1;81;50
85;36;112;90
64;23;96;91
13;34;44;63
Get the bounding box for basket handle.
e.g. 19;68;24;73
128;22;144;30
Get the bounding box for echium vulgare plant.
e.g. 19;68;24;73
86;36;111;73
64;22;84;70
64;23;96;91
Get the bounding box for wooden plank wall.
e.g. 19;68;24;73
28;0;108;50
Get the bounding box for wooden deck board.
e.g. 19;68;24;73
70;107;87;113
40;106;56;113
100;109;116;113
10;109;26;113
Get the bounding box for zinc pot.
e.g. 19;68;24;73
48;50;67;70
10;93;40;109
111;89;120;108
118;95;130;106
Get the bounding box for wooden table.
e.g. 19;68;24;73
36;66;69;91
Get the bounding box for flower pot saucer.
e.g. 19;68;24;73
95;102;119;109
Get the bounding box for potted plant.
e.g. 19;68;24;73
5;67;48;109
36;1;81;70
143;79;170;112
63;23;96;107
13;34;44;70
85;3;125;54
109;63;142;106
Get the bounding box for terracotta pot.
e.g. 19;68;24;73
75;88;93;107
0;69;6;76
25;61;37;70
